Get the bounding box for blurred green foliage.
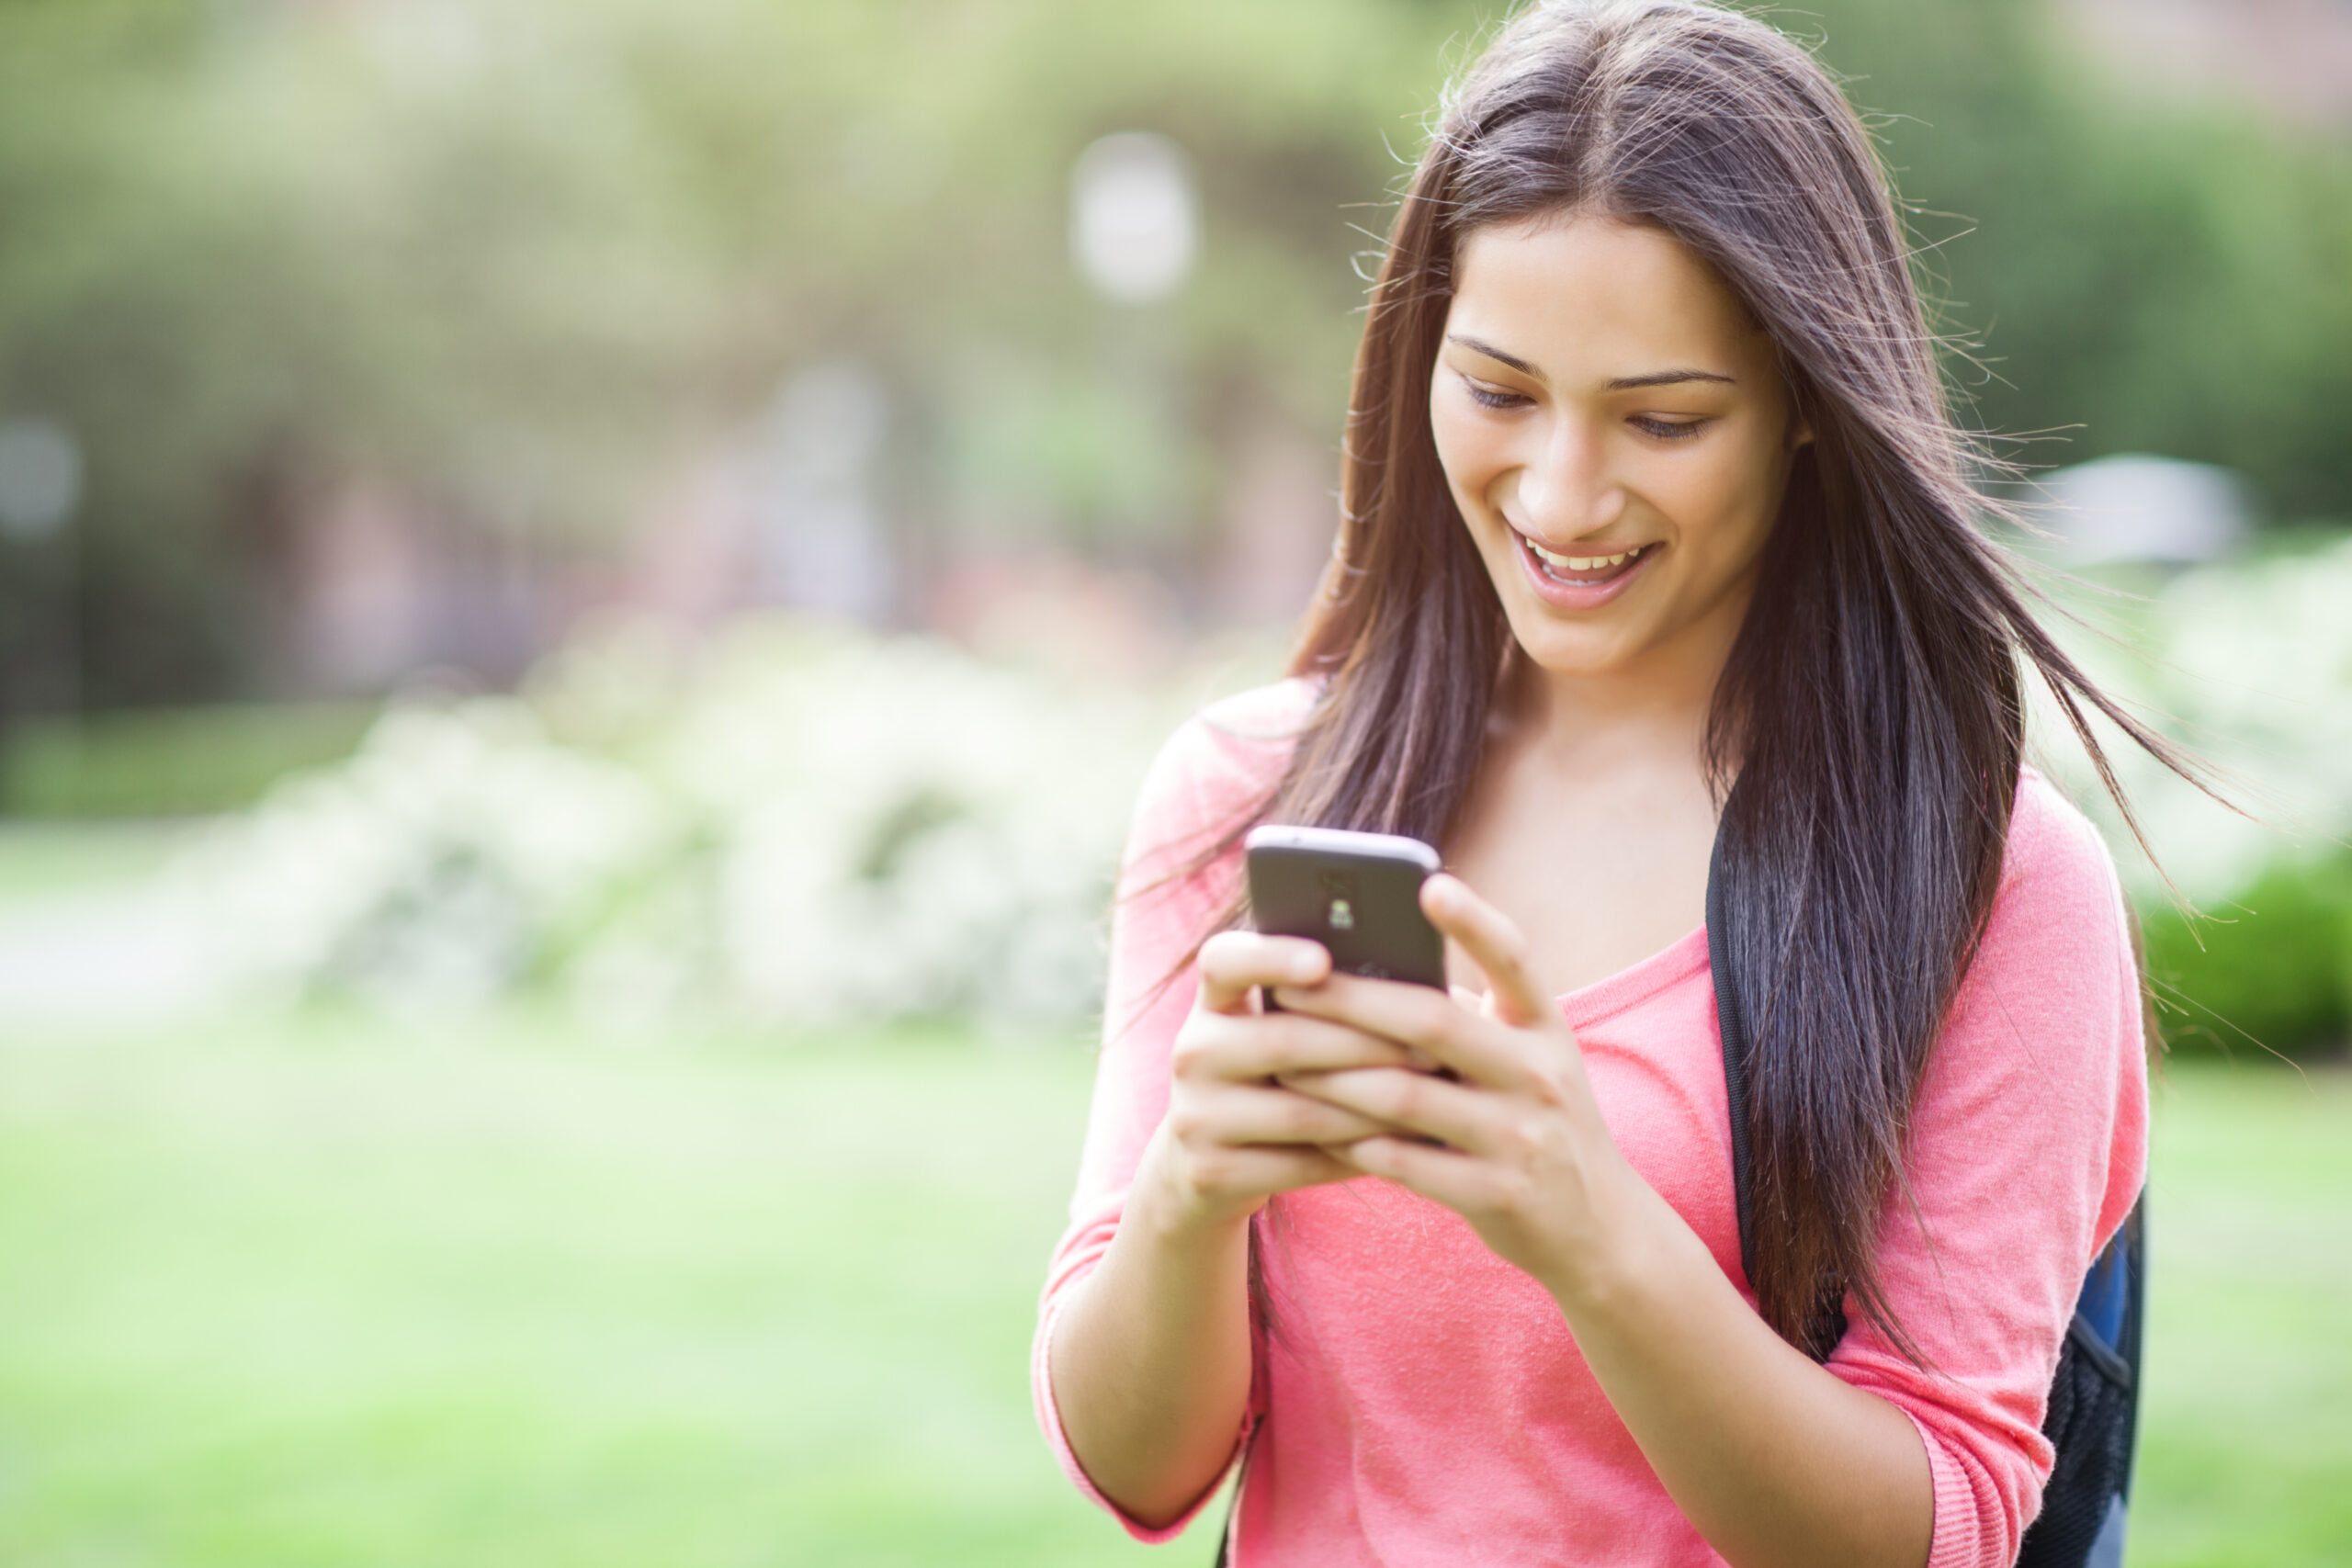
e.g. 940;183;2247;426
1824;0;2352;515
0;702;375;817
0;818;195;897
2144;856;2352;1062
0;0;2346;712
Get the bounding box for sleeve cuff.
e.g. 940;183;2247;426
1899;1404;2018;1568
1031;1270;1247;1544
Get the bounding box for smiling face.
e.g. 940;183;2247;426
1430;214;1808;686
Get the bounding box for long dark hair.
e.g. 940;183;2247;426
1239;0;2197;1360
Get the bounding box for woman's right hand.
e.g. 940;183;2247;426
1142;930;1419;1234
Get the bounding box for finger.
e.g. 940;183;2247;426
1176;1081;1397;1148
1196;930;1330;1015
1429;986;1486;1071
1422;874;1553;1029
1270;971;1532;1089
1335;1134;1505;1214
1279;1065;1502;1156
1186;1143;1360;1201
1174;1009;1421;1087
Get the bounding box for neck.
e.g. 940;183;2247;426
1503;573;1752;770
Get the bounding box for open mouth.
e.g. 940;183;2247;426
1518;533;1658;587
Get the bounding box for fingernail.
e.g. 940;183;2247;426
1292;953;1318;981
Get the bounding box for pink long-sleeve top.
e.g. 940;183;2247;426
1033;678;2147;1568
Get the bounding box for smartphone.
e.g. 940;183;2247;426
1243;824;1447;990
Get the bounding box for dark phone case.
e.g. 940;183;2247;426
1243;825;1447;989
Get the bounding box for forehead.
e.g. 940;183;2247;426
1446;214;1764;376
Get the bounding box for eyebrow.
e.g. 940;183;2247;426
1445;333;1736;390
1609;367;1736;390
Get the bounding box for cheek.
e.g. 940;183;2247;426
1428;398;1506;515
1657;433;1784;566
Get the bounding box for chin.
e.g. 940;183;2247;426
1500;613;1642;680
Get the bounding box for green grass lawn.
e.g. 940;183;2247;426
0;1013;2341;1567
0;1014;1181;1568
2130;1063;2352;1566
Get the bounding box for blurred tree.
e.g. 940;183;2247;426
0;0;2345;715
0;0;1467;707
2142;854;2352;1059
1818;0;2352;517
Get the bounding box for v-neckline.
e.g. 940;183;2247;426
1550;921;1711;1028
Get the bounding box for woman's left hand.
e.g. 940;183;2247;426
1269;872;1646;1295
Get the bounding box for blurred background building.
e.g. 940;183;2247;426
2063;0;2352;128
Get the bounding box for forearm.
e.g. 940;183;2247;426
1046;1136;1257;1529
1552;1170;1932;1568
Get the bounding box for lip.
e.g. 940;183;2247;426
1510;529;1660;611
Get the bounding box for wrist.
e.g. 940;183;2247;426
1540;1153;1695;1321
1131;1123;1260;1254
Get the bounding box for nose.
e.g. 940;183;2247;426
1510;416;1623;539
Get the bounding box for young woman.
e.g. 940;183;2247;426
1035;5;2173;1564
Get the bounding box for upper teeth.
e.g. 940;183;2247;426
1527;539;1645;572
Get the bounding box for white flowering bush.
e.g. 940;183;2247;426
189;537;2351;1040
2029;533;2352;903
186;617;1171;1028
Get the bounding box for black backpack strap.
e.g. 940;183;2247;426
2120;1192;2146;1495
1209;1416;1257;1568
1705;830;1758;1284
